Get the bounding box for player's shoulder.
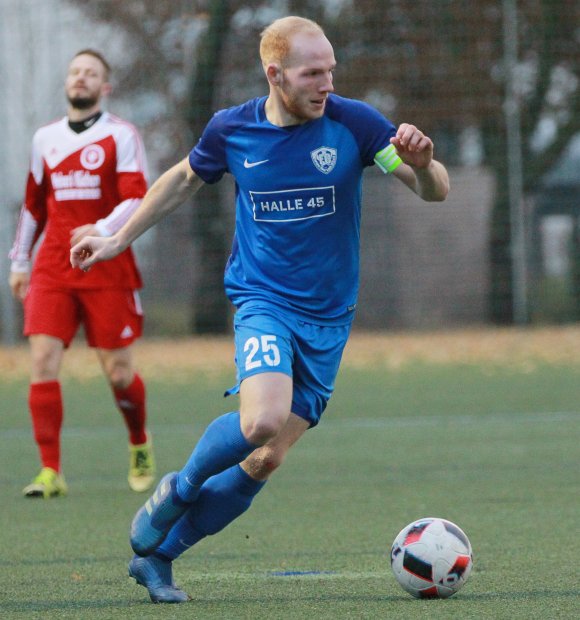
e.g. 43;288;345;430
325;93;396;148
102;112;142;138
325;94;397;164
325;94;390;126
207;97;264;135
33;117;67;140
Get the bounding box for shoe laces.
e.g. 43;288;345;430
35;467;57;484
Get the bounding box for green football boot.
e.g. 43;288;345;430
128;438;156;492
23;467;68;498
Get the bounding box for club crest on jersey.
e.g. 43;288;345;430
80;144;105;170
310;146;337;174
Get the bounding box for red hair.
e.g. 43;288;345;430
260;16;324;67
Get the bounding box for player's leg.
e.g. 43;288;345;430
23;335;69;497
96;346;154;492
130;372;293;556
175;370;293;501
130;309;294;555
22;286;78;498
157;412;308;556
128;311;349;603
97;346;147;443
130;412;308;603
173;313;296;502
82;288;155;492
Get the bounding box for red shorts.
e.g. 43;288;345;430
24;285;143;349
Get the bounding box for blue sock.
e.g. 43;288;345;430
157;465;266;560
176;411;256;502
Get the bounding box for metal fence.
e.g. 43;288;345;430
1;0;579;341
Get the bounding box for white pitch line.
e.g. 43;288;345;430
322;410;580;429
0;411;578;442
182;570;386;581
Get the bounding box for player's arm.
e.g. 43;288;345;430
71;157;204;271
389;123;449;202
70;198;144;246
9;136;48;301
9;266;31;302
9;207;37;301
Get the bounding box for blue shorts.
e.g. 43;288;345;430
227;304;352;427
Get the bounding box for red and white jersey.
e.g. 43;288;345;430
10;112;147;289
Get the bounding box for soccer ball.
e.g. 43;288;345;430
390;517;473;599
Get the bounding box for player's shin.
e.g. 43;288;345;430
29;381;63;471
175;411;257;502
113;373;147;445
156;464;266;560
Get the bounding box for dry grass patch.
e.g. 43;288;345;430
2;326;580;382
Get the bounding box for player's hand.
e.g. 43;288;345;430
9;271;30;302
70;236;121;272
70;224;101;247
390;123;434;169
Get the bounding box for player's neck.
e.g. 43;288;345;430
68;111;103;134
67;104;102;123
264;95;302;127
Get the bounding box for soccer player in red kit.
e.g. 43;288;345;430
9;49;155;498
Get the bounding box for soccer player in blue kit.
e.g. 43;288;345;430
71;16;449;604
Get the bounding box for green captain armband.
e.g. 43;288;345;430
374;144;402;174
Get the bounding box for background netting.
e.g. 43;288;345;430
1;0;578;339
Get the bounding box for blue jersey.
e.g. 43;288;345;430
188;94;397;325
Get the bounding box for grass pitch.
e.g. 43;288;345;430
0;330;579;619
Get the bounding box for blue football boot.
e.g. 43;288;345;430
128;554;190;604
130;472;189;556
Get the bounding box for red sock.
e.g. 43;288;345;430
29;381;63;472
113;373;147;445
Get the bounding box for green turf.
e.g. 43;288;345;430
0;362;579;618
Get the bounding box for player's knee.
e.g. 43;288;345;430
243;418;281;445
30;349;60;381
106;365;133;390
241;409;288;445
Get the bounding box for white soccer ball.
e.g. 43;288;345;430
390;517;473;599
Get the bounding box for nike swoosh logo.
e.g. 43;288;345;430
244;157;269;168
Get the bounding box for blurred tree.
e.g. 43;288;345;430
323;0;579;323
486;1;579;322
186;0;234;333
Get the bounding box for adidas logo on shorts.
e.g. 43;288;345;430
120;325;134;339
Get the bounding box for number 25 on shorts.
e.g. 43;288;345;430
244;335;281;371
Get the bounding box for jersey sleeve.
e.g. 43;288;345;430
115;124;148;200
24;131;48;223
92;125;148;235
9;133;48;269
188;109;230;184
9;206;39;271
94;197;143;236
327;97;401;171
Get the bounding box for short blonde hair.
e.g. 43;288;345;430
260;16;324;67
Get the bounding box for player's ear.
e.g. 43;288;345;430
265;63;282;86
101;82;113;98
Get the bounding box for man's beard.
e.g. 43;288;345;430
67;95;99;110
281;92;319;123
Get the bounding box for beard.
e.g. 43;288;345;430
279;84;325;124
67;94;99;110
280;90;311;123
